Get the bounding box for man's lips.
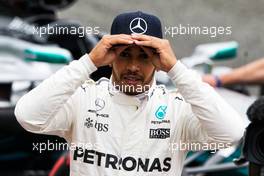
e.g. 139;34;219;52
122;75;143;84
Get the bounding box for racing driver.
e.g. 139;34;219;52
15;11;245;176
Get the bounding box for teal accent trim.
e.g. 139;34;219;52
24;49;71;64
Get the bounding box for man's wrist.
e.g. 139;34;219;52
88;53;100;68
82;54;98;73
214;75;223;87
167;60;185;79
165;59;177;73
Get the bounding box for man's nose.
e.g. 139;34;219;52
127;59;140;72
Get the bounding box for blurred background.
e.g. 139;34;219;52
59;0;264;67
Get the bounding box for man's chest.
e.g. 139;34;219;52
72;94;182;154
69;93;186;174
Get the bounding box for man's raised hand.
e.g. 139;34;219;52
89;34;134;67
131;34;177;72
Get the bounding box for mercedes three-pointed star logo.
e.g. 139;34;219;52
95;98;105;111
129;17;148;34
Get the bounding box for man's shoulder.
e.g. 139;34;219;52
78;77;110;93
154;84;185;102
168;89;185;102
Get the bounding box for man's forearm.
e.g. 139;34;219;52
220;58;264;85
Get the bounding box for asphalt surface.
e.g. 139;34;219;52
59;0;264;68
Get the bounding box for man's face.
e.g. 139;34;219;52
111;45;156;95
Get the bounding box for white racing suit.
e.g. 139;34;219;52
15;54;245;176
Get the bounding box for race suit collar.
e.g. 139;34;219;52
109;76;156;106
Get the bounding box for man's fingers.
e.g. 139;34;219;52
108;34;134;41
114;45;130;55
132;35;161;49
134;40;158;49
139;46;155;57
139;46;160;69
109;38;134;47
131;34;153;41
103;34;134;47
104;34;131;39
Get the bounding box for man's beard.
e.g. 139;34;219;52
112;69;155;95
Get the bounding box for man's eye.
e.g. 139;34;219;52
140;53;149;59
120;52;130;58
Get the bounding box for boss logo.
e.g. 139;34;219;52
149;128;170;139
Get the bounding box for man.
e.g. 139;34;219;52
203;58;264;87
15;11;245;176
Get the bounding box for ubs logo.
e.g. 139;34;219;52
84;117;108;132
